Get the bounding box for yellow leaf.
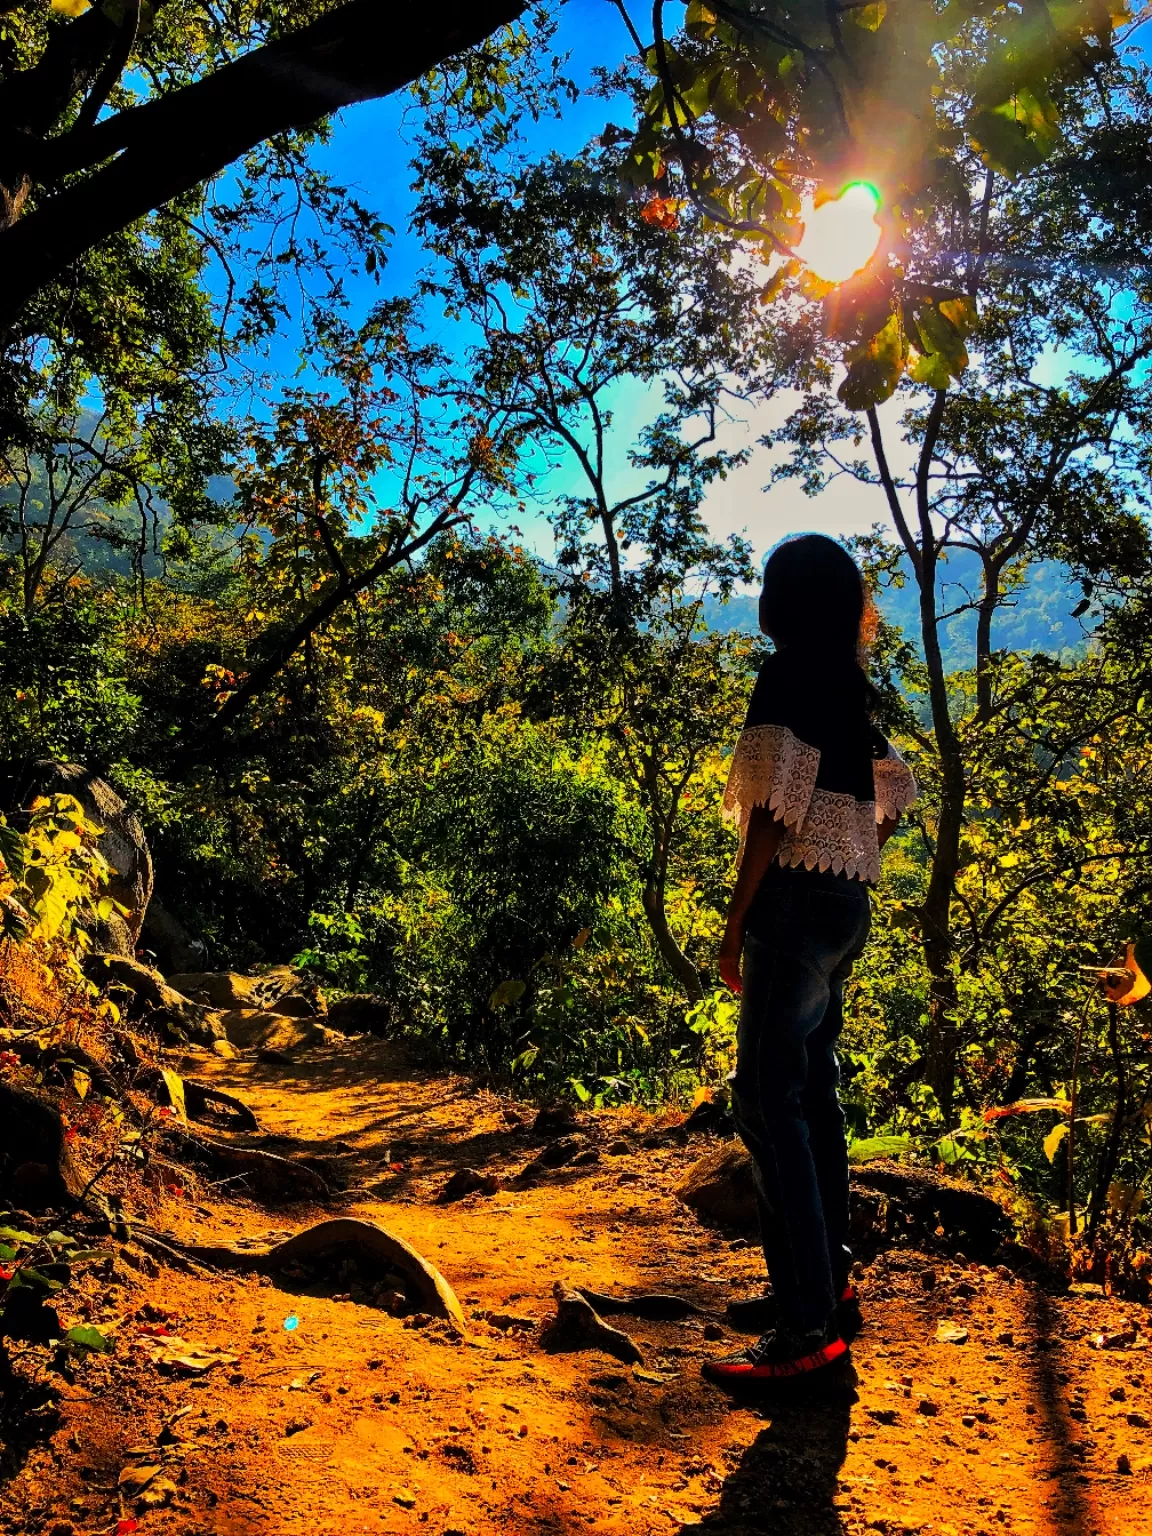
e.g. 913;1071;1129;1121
1043;1123;1068;1163
51;0;91;13
161;1069;187;1121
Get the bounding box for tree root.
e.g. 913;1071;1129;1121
540;1283;644;1364
157;1127;329;1203
133;1216;466;1331
575;1288;712;1321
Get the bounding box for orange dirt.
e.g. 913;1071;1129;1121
3;1035;1150;1536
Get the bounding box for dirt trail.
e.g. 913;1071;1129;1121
4;1036;1151;1536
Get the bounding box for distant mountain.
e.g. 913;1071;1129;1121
704;552;1089;669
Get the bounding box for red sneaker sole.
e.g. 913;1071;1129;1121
703;1334;849;1384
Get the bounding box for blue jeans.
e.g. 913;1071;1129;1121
732;865;872;1333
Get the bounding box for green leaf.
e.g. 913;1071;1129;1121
969;87;1060;177
63;1325;112;1353
838;314;906;410
10;1267;63;1293
489;979;527;1009
848;1133;912;1163
0;823;27;882
848;1;887;29
569;1077;591;1103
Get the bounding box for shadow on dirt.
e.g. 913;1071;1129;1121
1026;1289;1094;1536
0;1347;61;1490
681;1368;856;1534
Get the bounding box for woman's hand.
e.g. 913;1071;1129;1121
718;920;743;995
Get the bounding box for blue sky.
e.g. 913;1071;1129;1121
249;2;1150;576
275;0;892;571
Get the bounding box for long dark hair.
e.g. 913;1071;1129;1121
759;534;878;695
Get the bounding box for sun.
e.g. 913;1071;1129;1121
794;182;884;284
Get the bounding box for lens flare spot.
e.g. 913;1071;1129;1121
794;182;883;284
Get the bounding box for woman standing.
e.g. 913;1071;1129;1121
702;535;916;1385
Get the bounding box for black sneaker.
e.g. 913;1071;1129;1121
727;1282;862;1336
702;1321;848;1385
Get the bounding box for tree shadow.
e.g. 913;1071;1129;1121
680;1367;856;1535
1024;1288;1094;1536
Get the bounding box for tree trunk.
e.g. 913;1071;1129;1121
640;882;704;1005
974;557;1000;724
911;392;966;1123
0;1;525;332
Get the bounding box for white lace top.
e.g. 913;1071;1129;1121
722;723;917;885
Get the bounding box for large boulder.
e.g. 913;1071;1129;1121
675;1141;759;1230
83;952;223;1044
1;760;153;956
324;993;393;1036
0;1080;88;1209
217;1009;334;1054
141;898;206;975
675;1143;1015;1259
167;967;315;1014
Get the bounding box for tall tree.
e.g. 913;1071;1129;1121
416;126;770;999
765;62;1152;1119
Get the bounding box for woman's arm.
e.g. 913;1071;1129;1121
718;805;783;995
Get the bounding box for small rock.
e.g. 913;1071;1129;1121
962;1414;976;1428
1112;1386;1127;1401
918;1399;939;1417
605;1139;632;1156
569;1147;600;1167
381;1290;408;1316
703;1322;725;1342
534;1105;581;1138
618;1170;642;1185
48;1523;75;1536
117;1465;161;1497
1128;1411;1150;1429
439;1167;501;1203
284;1418;311;1436
997;1331;1015;1347
921;1269;937;1291
394;1488;417;1508
936;1320;969;1345
867;1408;898;1425
1118;1453;1133;1475
138;1477;178;1510
538;1134;589;1168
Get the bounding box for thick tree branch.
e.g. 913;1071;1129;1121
0;0;525;332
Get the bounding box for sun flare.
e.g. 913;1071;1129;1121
794;182;883;284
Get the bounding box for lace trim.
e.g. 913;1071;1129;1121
873;745;917;825
721;724;820;838
776;789;881;884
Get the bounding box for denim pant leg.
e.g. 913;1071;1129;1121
732;929;838;1333
802;962;852;1295
731;877;871;1334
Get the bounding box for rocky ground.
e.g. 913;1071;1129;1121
2;1010;1150;1536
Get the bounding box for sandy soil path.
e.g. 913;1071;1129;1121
3;1036;1150;1536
